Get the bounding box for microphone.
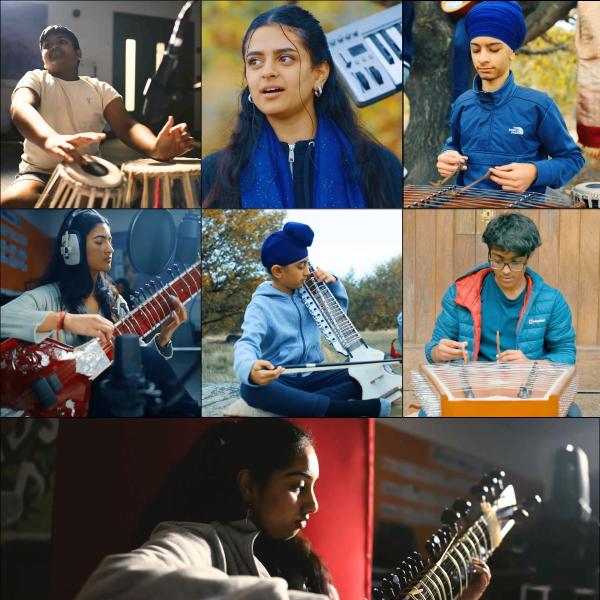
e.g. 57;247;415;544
142;0;199;126
175;210;200;265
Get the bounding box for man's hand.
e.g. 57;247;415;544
249;360;285;385
43;132;106;164
457;558;492;600
490;163;537;193
150;115;196;161
312;267;336;284
431;339;469;362
437;150;468;178
157;295;187;347
498;349;530;363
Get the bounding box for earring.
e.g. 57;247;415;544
245;503;253;525
314;85;323;98
248;93;254;104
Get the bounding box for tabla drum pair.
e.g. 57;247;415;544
35;156;200;208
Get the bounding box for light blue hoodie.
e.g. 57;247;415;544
234;279;348;386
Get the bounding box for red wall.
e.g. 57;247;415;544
50;418;373;600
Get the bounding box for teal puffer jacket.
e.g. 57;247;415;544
425;264;576;364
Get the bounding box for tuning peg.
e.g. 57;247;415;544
372;588;386;600
441;508;461;526
481;474;499;498
513;507;530;523
381;577;397;599
393;566;408;588
401;558;417;578
471;484;489;501
425;535;442;561
489;470;506;491
452;498;472;516
172;262;182;275
523;494;542;512
155;275;164;289
411;551;425;570
440;526;454;545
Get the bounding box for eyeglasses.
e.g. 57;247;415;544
488;253;527;272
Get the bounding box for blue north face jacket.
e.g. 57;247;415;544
442;72;585;193
425;264;576;364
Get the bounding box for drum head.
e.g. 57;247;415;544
65;155;123;188
127;209;176;275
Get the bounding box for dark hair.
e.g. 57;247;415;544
482;212;542;257
39;25;80;52
203;5;391;209
136;419;333;597
34;209;118;319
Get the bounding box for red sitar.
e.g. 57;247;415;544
0;262;201;416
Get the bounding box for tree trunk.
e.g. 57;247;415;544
404;0;577;184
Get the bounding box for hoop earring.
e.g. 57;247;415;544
248;93;254;104
314;85;323;98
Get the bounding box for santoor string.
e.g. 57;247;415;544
404;185;573;208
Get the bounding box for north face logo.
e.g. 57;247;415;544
509;126;524;135
528;318;545;324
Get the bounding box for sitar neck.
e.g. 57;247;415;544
301;263;364;354
115;262;201;340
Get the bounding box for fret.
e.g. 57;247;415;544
115;262;200;339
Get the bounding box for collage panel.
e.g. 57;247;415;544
403;0;598;208
1;209;201;416
403;208;600;417
201;209;402;417
1;418;598;599
1;1;200;208
201;0;402;208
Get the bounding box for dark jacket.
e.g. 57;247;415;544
202;142;402;208
442;72;585;193
425;264;576;364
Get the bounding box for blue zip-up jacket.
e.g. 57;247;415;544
234;279;349;386
442;72;585;193
425;264;576;364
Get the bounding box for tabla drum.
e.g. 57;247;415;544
571;182;600;208
121;158;200;208
35;156;125;208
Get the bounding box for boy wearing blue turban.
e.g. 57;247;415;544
233;221;392;417
436;1;584;194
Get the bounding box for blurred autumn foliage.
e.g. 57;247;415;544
202;209;285;333
513;22;576;133
201;209;402;334
201;0;401;158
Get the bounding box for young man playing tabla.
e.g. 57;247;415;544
436;1;584;195
2;25;195;207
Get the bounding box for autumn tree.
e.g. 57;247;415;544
344;254;402;331
405;0;577;183
202;209;286;333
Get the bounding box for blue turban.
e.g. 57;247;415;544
261;222;314;269
465;1;526;51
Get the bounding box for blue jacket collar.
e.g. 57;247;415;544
472;71;516;109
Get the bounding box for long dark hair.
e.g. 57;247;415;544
135;419;334;597
203;4;392;209
34;209;117;319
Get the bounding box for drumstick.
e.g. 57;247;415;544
462;343;469;364
496;330;501;360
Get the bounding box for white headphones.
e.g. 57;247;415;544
59;209;98;266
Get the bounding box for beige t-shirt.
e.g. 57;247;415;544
12;69;122;174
